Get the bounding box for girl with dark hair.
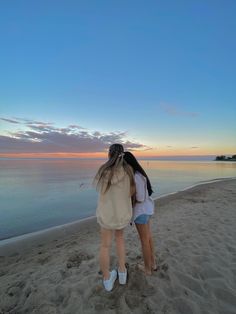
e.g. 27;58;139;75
124;151;157;275
94;144;135;291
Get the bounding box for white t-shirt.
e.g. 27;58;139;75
133;171;154;220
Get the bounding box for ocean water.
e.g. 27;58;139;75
0;158;236;240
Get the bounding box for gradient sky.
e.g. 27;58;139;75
0;0;235;158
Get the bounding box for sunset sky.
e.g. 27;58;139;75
0;1;235;158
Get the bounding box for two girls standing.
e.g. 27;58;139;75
94;144;156;291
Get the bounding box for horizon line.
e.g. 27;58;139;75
0;154;227;160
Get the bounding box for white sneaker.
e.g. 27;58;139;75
103;270;117;291
118;268;127;285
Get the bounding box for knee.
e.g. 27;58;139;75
101;242;111;250
115;230;124;241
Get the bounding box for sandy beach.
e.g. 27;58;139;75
0;179;236;314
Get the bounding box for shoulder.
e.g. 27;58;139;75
134;171;146;184
135;171;146;180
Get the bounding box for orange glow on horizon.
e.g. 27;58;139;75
0;151;229;159
0;152;107;158
0;146;235;159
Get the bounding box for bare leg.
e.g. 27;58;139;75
135;223;152;275
115;229;126;272
147;221;157;269
99;228;113;280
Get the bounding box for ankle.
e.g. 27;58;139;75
118;266;126;273
145;270;152;275
152;258;157;266
103;271;110;280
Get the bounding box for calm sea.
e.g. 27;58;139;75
0;158;236;240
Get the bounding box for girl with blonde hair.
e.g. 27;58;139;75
94;143;135;291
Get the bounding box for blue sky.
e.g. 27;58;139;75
0;0;235;157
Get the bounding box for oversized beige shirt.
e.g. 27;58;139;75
96;167;133;230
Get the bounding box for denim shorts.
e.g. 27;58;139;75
134;214;151;224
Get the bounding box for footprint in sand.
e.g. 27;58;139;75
55;243;64;248
89;264;156;313
37;255;51;265
66;251;94;269
155;259;169;280
174;271;206;297
172;297;197;314
5;280;26;299
199;262;222;280
212;286;236;311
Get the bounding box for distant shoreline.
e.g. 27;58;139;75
215;159;236;162
215;155;236;161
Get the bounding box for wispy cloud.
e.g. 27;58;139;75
0;118;20;124
14;118;54;126
190;146;199;149
0;118;150;154
160;103;198;117
68;124;86;130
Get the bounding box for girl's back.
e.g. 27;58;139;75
96;166;133;229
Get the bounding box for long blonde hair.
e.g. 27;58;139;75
94;143;135;195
